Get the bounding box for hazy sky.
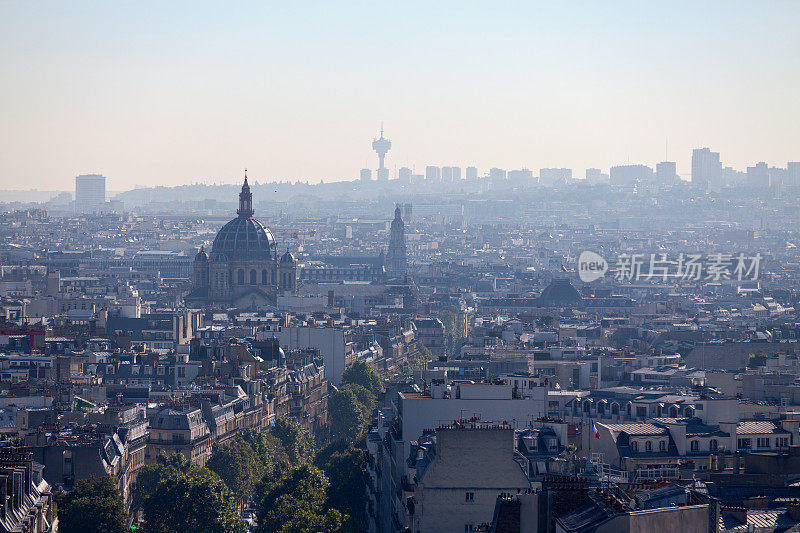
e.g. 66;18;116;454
1;1;798;190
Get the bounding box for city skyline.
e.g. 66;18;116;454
2;1;799;189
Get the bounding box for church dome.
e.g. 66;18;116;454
194;246;208;262
210;175;277;261
538;278;582;306
280;250;295;264
211;217;276;261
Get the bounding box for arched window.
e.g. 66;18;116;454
691;440;699;451
627;403;632;416
262;269;268;285
215;273;219;287
659;440;666;451
250;269;257;285
645;441;652;452
584;402;591;414
611;402;619;415
237;269;244;285
709;439;718;451
669;406;678;418
597;402;605;415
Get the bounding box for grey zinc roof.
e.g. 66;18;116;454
605;423;668;436
721;508;800;531
737;421;787;435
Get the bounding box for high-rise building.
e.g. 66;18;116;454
360;168;372;181
440;166;461;182
489;168;507;182
398;167;412;183
508;169;534;185
403;203;413;222
787;162;800;187
585;168;609;184
610;165;653;186
425;166;441;181
539;168;571;186
372;124;391;180
656;161;679;183
691;148;721;190
386;205;407;276
721;166;746;186
75;174;106;213
746;162;771;188
441;167;453;182
465;166;478;181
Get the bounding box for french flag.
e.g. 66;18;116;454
591;420;600;439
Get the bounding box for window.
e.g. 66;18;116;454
631;441;638;452
636;407;647;417
757;438;770;448
465;492;474;503
645;441;652;452
262;269;268;285
691;440;699;451
659;440;666;451
250;269;257;285
710;439;718;451
778;438;789;447
738;438;752;450
237;269;244;285
464;525;474;532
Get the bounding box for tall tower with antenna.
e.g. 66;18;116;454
372;123;391;180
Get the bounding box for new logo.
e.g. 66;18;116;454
578;251;608;282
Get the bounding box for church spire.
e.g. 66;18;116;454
237;169;254;217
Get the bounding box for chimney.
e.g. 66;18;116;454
788;501;800;521
723;506;747;525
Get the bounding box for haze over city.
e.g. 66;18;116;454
2;1;799;189
3;4;800;533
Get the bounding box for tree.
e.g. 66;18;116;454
133;452;193;512
208;429;291;509
341;360;384;397
406;342;434;371
340;382;376;414
438;306;465;358
142;466;246;533
320;447;370;532
272;417;315;466
57;476;127;533
255;465;345;533
207;436;263;508
748;352;767;368
328;386;369;443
